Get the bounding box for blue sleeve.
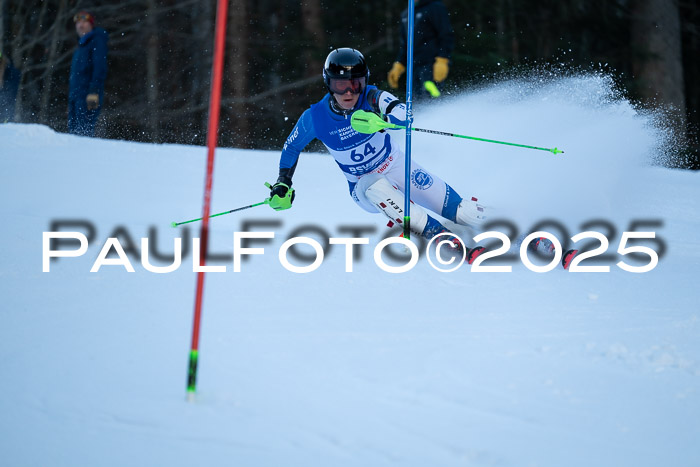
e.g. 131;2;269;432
280;108;317;169
89;30;109;94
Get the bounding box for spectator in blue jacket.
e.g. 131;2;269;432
68;11;108;136
0;49;21;122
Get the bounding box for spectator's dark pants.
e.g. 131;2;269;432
68;98;101;137
412;63;443;100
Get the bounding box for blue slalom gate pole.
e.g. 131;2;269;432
404;0;415;239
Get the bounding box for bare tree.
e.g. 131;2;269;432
38;0;68;123
631;0;687;129
227;0;249;147
300;0;326;77
0;0;6;50
145;0;159;141
192;0;214;139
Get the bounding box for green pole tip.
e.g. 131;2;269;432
171;221;178;228
424;81;441;98
551;147;564;155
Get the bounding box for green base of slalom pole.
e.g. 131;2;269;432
403;216;411;240
186;349;198;402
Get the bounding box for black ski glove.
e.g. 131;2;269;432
269;181;292;200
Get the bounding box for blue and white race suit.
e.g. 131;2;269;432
279;85;464;223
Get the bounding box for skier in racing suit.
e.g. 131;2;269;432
267;48;485;251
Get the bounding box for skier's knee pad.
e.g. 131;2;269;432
355;173;385;201
351;173;384;213
455;196;487;226
363;176;406;224
364;176;428;233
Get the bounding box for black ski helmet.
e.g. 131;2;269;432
323;48;370;92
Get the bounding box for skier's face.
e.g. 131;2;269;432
329;76;364;110
333;89;360;110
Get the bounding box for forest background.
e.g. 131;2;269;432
1;0;697;169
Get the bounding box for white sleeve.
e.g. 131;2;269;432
375;90;407;124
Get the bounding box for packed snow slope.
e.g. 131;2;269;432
1;74;700;467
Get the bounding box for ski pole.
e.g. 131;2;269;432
351;110;564;155
171;198;270;227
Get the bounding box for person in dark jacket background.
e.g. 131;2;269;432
68;10;108;136
387;0;454;98
0;49;21;122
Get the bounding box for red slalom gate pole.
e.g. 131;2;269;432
187;0;229;402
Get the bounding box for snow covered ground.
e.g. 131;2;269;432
1;74;699;466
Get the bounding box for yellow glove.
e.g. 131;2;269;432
86;93;100;110
433;57;449;83
387;62;406;88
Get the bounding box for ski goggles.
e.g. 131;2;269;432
328;77;366;95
